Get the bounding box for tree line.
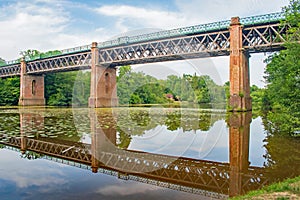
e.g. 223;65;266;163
0;66;229;106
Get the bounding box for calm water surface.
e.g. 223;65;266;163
0;107;299;200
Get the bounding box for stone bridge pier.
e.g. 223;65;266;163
229;17;252;111
89;42;118;108
19;58;45;106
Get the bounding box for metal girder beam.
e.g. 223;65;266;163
98;30;230;65
0;64;21;77
242;23;289;53
25;51;92;74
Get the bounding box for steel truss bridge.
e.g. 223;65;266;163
0;12;288;78
1;135;272;199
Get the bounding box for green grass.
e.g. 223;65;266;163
230;176;300;199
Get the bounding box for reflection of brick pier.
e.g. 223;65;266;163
228;112;252;196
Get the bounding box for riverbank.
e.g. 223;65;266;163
230;176;300;199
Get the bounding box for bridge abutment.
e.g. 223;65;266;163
19;59;45;106
89;42;118;108
229;17;252;111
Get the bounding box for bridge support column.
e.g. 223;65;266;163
89;42;118;108
19;59;45;106
229;17;251;111
228;112;251;197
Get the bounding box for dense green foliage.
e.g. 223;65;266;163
262;0;300;135
0;77;20;105
0;62;263;107
118;68;168;104
250;85;264;111
118;66;226;105
45;71;90;106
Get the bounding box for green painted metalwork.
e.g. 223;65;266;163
241;12;285;25
1;12;285;67
97;12;285;49
3;59;20;66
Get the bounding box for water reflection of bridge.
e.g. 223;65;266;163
0;110;269;199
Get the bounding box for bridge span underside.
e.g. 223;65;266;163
0;15;288;110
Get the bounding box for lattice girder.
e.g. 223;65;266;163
0;64;21;78
25;51;92;74
98;30;230;66
242;23;288;52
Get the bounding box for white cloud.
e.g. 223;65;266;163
0;1;67;59
97;182;158;196
0;1;105;60
96;0;289;32
96;5;187;29
175;0;289;23
0;150;67;188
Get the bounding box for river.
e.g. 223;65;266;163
0;107;299;200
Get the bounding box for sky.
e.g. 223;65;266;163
0;0;290;87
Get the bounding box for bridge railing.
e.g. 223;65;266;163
60;44;92;55
0;59;20;67
241;12;285;26
0;12;285;67
97;12;285;49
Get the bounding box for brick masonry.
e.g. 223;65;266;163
89;42;118;108
19;59;45;106
229;17;252;111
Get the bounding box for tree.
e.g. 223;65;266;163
117;66;168;105
45;71;88;106
0;77;20;105
262;0;300;135
283;0;300;41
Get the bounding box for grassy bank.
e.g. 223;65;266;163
230;176;300;199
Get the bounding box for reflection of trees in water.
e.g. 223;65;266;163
164;111;181;131
262;111;300;137
263;135;300;178
115;109;225;148
44;112;81;142
0;108;225;153
0;113;20;136
129;109;150;127
117;129;132;149
117;109;224;135
262;114;300;179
